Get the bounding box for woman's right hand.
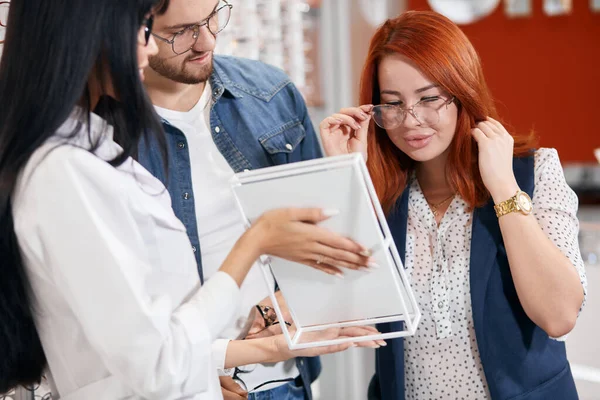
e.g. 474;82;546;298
249;208;375;277
224;326;386;369
272;326;386;362
319;105;373;160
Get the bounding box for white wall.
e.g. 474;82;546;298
311;2;406;398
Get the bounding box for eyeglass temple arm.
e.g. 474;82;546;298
151;32;172;44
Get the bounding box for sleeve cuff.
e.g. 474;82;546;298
550;334;568;342
212;338;231;374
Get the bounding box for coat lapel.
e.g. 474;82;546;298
376;188;410;400
469;200;501;356
469;155;536;358
389;188;410;265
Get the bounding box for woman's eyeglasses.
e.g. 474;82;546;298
372;95;455;129
139;15;154;46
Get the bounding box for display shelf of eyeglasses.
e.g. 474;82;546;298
1;383;52;400
296;1;323;108
0;0;9;58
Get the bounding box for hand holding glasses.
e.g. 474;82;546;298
234;325;387;393
245;292;293;340
371;95;455;129
319;95;455;159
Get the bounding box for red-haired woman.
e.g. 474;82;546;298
320;11;586;400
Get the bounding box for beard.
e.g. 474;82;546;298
149;51;214;85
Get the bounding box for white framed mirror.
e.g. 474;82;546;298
427;0;500;24
358;0;390;27
543;0;573;16
505;0;532;17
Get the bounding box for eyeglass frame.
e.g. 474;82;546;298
151;0;232;55
230;304;295;392
253;304;292;334
140;15;154;47
232;364;296;393
371;95;456;129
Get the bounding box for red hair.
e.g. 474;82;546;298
362;11;536;213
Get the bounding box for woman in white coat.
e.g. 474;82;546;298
0;1;378;398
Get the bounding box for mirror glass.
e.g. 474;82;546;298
428;0;500;24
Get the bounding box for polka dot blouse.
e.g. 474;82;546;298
403;148;587;399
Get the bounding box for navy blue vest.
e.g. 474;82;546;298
372;155;578;400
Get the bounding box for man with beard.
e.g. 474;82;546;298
138;1;324;399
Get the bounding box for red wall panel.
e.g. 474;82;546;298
408;0;600;162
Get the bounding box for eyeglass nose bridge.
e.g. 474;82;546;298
398;105;425;126
186;23;213;53
192;25;201;40
191;21;212;39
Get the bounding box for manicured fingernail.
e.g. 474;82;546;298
368;262;380;269
335;118;344;123
334;272;344;279
377;341;387;346
359;249;372;257
322;208;340;217
359;267;371;273
354;124;361;130
360;112;368;119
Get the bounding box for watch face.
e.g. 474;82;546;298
517;192;533;214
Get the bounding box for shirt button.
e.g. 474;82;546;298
215;126;221;133
177;142;186;149
285;143;293;151
438;301;444;309
183;192;190;200
192;246;197;253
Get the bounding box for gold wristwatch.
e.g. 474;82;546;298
494;190;533;218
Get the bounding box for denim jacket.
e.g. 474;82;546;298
137;55;322;398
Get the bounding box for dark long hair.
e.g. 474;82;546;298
0;0;169;392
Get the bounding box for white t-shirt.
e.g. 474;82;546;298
155;83;299;393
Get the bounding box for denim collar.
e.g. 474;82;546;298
210;60;244;101
211;56;290;102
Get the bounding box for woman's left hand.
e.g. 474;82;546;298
471;117;519;202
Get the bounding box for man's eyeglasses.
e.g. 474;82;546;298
152;0;232;55
253;304;292;335
139;15;154;46
233;364;296;393
372;95;455;129
231;304;295;392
